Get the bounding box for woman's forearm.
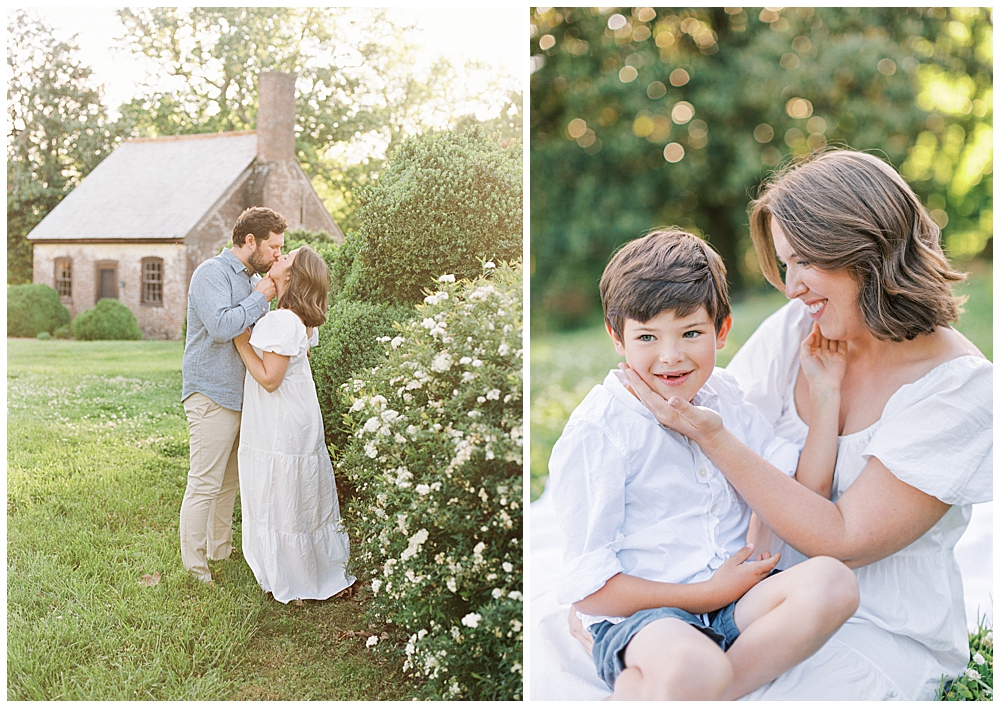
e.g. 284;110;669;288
237;344;289;392
700;427;854;562
794;389;839;499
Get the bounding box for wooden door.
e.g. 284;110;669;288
98;264;118;300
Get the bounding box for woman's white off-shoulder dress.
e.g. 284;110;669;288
238;309;354;604
727;300;992;700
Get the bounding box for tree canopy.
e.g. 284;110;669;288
7;8;522;283
530;7;992;328
7;10;127;284
116;7;520;233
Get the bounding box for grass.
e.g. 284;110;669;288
530;260;993;500
7;339;411;700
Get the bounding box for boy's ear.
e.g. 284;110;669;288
715;315;733;350
605;321;627;356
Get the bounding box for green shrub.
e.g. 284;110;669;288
354;128;522;305
53;324;72;340
311;300;415;455
327;231;364;303
283;229;340;271
283;228;361;304
71;299;143;341
339;262;523;700
36;331;51;340
7;284;70;337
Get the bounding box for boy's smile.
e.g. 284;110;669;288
609;306;731;404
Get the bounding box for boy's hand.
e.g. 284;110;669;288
800;323;846;397
706;543;781;608
620;363;724;444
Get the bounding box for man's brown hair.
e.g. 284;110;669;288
232;207;287;247
749;150;965;342
277;245;329;328
600;229;731;341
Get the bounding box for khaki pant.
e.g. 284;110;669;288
179;393;241;581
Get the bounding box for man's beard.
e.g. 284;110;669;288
247;244;273;274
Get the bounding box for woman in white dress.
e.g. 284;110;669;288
619;150;992;699
233;245;354;604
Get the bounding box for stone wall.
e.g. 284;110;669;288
33;241;187;340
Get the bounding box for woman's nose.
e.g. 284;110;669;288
785;266;806;299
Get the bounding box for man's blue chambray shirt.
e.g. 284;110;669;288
181;248;270;411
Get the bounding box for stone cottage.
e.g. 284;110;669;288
26;71;342;340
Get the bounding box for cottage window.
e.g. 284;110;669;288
142;258;163;305
54;258;72;299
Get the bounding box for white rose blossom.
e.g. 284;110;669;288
439;274;456;283
461;612;481;628
366;635;379;647
431;351;453;372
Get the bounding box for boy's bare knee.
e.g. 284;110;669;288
625;620;733;699
638;640;732;700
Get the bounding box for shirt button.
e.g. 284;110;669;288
698;468;709;480
710;504;719;515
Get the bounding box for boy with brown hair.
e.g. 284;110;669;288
548;229;859;699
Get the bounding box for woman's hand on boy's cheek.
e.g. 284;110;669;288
620;363;724;441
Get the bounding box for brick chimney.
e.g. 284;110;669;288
256;71;296;163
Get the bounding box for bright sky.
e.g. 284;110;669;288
22;6;526;115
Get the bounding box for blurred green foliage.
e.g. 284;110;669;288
530;7;993;329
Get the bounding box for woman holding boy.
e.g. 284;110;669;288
623;150;992;699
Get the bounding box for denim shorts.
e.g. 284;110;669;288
588;602;742;690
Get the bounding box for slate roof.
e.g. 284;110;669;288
27;132;259;241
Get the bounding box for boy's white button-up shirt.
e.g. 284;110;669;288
548;368;799;626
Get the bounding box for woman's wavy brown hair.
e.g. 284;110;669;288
748;150;965;342
277;245;329;328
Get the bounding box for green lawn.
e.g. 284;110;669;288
7;340;410;700
530;260;993;500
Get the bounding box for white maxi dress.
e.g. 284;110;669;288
238;309;354;604
528;300;992;700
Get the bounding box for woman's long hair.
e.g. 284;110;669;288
277;245;329;327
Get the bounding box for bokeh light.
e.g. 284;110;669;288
663;142;685;162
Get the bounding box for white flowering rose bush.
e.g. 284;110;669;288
339;261;523;700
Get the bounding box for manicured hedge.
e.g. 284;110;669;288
354;128;522;305
71;299;143;341
7;284;70;338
